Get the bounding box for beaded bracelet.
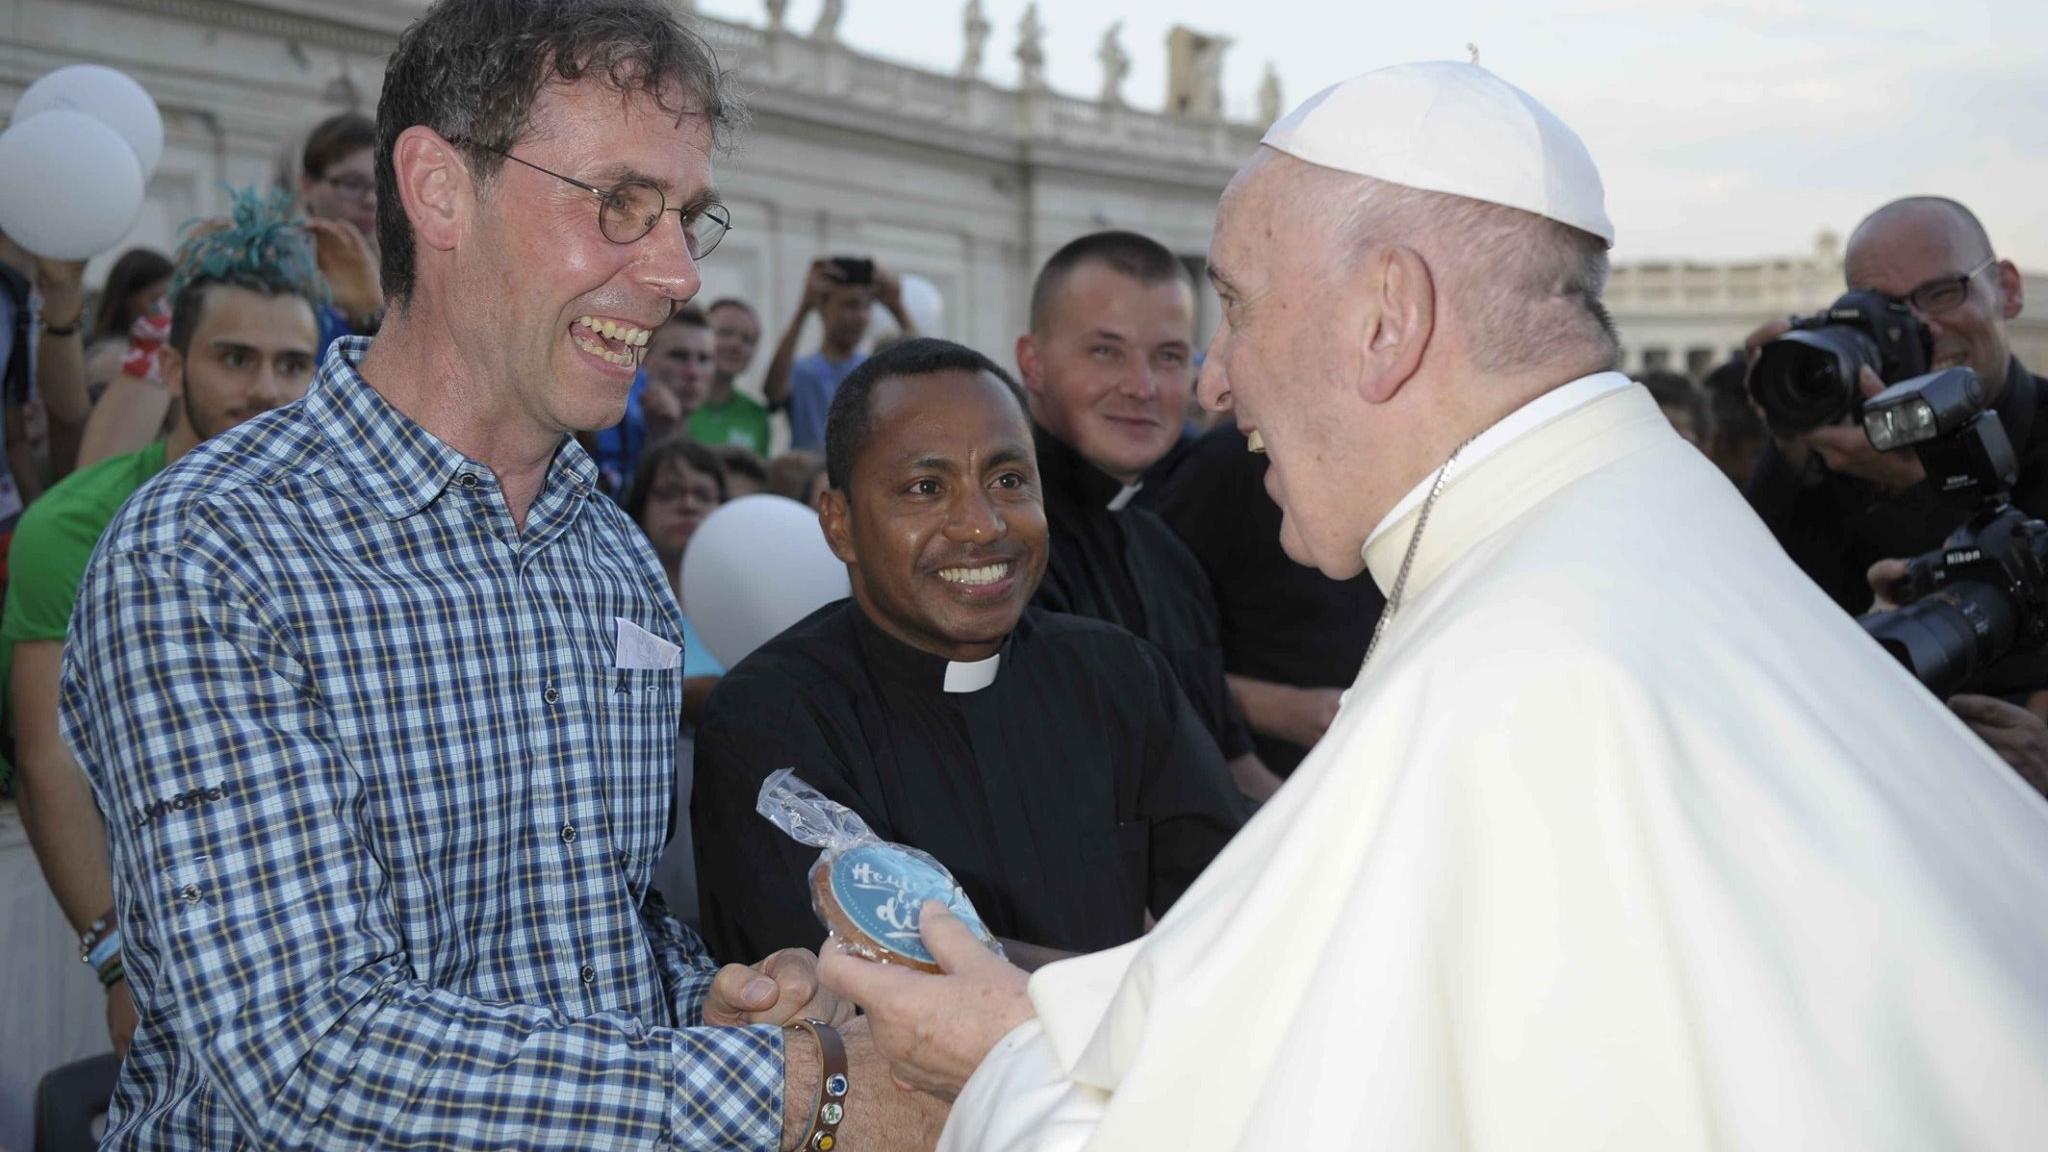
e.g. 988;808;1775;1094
79;910;117;961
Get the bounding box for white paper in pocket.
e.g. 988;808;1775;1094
613;617;682;670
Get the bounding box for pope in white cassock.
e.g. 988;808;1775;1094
818;60;2048;1151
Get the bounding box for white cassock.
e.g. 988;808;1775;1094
942;373;2048;1151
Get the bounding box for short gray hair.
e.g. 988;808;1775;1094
1316;166;1618;375
375;0;745;305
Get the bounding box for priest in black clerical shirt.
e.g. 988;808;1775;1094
1142;423;1385;776
1014;230;1284;800
691;338;1248;966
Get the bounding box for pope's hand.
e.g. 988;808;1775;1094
817;902;1034;1101
703;947;854;1028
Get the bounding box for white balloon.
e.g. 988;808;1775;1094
13;65;164;180
0;111;144;261
899;273;944;336
682;494;850;669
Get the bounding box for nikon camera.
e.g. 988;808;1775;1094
1858;368;2048;697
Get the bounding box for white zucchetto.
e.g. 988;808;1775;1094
1262;61;1614;246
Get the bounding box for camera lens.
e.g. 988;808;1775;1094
1751;328;1880;434
1862;581;2019;699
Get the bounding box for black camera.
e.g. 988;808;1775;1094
827;256;875;286
1750;289;1934;433
1860;367;2048;697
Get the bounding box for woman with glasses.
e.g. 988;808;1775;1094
296;112;386;360
625;433;731;720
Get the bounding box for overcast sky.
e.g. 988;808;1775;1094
698;0;2048;270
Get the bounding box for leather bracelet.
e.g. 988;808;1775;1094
40;314;83;337
786;1017;848;1152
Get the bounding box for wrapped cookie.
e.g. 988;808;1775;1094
757;768;1002;972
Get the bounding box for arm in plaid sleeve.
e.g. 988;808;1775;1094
61;542;787;1152
640;885;719;1026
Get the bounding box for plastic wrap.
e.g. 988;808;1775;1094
756;768;1002;971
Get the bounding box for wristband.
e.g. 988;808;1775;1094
40;314;83;337
86;927;124;972
79;909;118;959
786;1017;848;1151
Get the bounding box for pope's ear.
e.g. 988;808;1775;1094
817;486;857;566
1354;245;1434;405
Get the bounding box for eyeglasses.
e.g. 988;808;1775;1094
320;174;376;200
466;142;731;259
1902;257;1995;315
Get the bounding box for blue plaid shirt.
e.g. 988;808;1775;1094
60;338;785;1150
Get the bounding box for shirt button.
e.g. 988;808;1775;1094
579;964;597;985
178;884;202;904
543;686;560;705
458;472;479;489
559;824;577;844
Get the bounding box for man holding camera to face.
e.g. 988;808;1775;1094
1746;196;2042;613
1745;196;2048;791
763;256;917;452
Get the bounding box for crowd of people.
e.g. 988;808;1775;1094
3;0;2046;1148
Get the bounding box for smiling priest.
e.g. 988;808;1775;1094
819;61;2048;1151
692;338;1248;970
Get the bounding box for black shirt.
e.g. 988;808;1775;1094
690;600;1248;964
1748;357;2048;617
1032;426;1257;760
1141;424;1384;774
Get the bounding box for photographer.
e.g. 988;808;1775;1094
1746;197;2042;615
761;256;916;451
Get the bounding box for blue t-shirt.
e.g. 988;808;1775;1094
680;614;724;679
787;351;865;452
590;368;651;498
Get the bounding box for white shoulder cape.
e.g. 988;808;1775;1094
942;383;2048;1151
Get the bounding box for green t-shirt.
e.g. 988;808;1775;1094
689;389;771;458
0;440;168;788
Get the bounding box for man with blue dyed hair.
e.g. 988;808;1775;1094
5;186;326;1058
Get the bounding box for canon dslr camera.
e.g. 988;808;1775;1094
1859;367;2048;696
1750;290;1933;433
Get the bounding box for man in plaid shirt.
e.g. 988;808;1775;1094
58;1;944;1147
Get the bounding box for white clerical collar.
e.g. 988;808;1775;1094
943;651;1002;693
1363;371;1634;551
1106;482;1143;511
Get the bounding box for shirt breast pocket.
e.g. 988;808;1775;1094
587;665;680;864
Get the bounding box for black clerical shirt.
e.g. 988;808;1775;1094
690;600;1248;964
1142;424;1385;775
1032;426;1257;760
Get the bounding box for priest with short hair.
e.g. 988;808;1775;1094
691;338;1247;970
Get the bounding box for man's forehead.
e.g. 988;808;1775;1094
1211;152;1296;269
1848;203;1984;277
193;287;318;347
873;371;1028;442
523;78;714;186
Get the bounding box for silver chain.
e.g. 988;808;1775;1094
1359;435;1477;674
